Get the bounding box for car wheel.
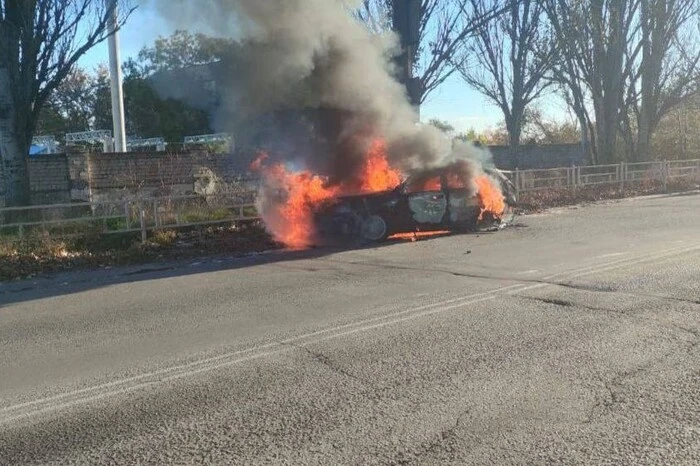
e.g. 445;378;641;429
360;215;388;242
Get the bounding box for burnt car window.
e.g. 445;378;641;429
446;173;469;190
406;175;441;193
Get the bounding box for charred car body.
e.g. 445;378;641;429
314;163;516;243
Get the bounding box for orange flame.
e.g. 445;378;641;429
259;163;339;249
254;139;399;248
359;140;402;192
389;230;451;241
254;141;507;248
475;175;505;220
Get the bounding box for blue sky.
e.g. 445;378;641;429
80;2;506;133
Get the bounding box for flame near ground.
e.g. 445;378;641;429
253;139;506;249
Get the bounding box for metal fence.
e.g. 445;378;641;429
0;194;258;241
506;159;700;195
2;159;699;241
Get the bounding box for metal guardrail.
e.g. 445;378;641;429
2;159;699;242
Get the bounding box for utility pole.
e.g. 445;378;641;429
106;0;126;153
392;0;422;114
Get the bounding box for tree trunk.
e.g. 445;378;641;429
506;114;523;169
637;0;665;162
0;67;31;207
392;0;422;114
577;113;592;165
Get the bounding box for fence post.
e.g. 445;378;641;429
139;206;147;243
153;199;160;229
568;166;573;194
571;166;577;196
514;168;520;199
662;160;669;192
577;165;582;186
619;162;625;194
124;201;131;231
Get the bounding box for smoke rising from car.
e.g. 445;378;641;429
148;0;449;183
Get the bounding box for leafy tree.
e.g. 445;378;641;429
93;31;219;144
124;29;234;77
455;128;489;144
36;67;101;136
0;0;134;206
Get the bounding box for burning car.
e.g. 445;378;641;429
313;163;516;243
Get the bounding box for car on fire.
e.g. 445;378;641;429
313;164;517;243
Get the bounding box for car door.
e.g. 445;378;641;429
445;172;480;225
404;175;448;225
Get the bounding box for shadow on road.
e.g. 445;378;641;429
0;230;501;307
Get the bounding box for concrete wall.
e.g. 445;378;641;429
0;143;585;207
1;150;247;207
77;151;245;203
489;143;586;170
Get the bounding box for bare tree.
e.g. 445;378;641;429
521;107;582;144
356;0;512;107
543;0;699;164
0;0;134;207
629;0;700;161
354;0;392;33
456;0;555;166
542;0;640;165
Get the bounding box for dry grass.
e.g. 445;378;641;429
0;221;277;281
516;178;699;213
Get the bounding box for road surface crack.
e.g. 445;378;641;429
514;295;628;315
548;282;700;306
282;343;367;385
390;411;468;464
586;325;700;423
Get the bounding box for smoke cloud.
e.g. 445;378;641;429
149;0;450;184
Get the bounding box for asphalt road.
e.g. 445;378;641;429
1;193;699;465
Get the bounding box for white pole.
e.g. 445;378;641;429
106;0;126;153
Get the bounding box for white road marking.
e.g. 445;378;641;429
2;242;699;425
595;252;628;259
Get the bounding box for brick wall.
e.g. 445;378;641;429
0;163;4;209
28;154;72;204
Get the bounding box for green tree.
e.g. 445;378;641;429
36;67;100;136
455;128;488;144
92;31;222;144
127;30;234;76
